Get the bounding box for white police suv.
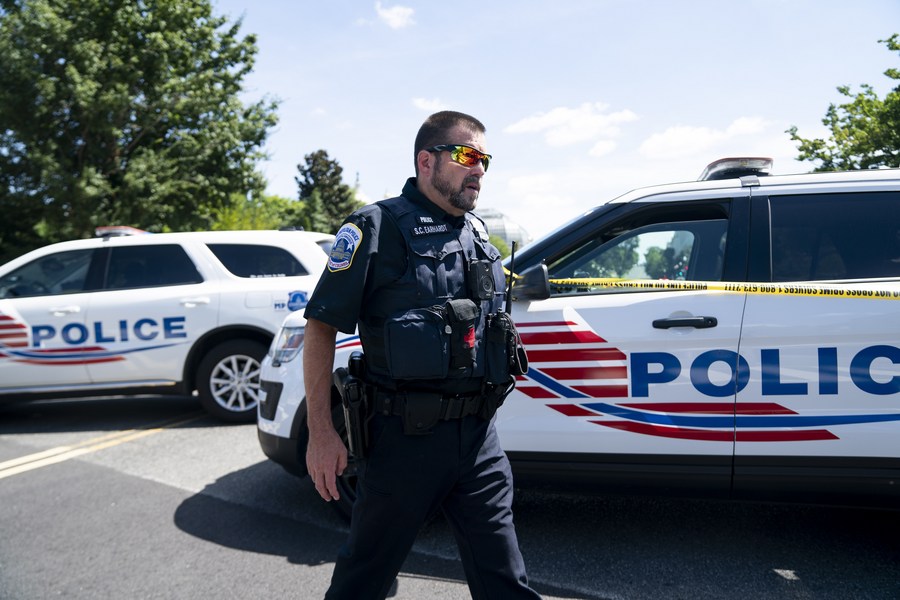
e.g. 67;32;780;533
258;162;900;516
0;228;333;422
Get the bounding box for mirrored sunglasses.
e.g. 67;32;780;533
426;144;491;171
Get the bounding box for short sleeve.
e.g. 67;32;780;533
304;205;382;333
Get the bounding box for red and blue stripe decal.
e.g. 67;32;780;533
0;312;179;365
514;320;900;442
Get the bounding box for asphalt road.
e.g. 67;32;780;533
1;396;898;600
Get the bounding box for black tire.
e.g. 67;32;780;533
196;339;267;423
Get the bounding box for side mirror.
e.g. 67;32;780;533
512;263;550;300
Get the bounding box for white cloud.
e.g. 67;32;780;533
375;2;415;29
504;102;638;147
726;116;768;136
639;116;772;159
589;140;617;157
412;97;447;112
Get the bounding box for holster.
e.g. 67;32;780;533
333;352;369;459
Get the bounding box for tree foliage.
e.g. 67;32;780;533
593;237;639;278
211;193;293;231
295;150;363;234
644;245;689;280
0;0;278;262
489;234;510;258
788;34;900;171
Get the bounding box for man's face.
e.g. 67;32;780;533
429;127;487;213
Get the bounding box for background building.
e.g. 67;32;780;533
478;208;532;250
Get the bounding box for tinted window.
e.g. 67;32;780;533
770;192;900;281
106;245;202;290
0;249;95;298
207;244;309;278
545;202;730;296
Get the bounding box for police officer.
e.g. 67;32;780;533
303;111;541;600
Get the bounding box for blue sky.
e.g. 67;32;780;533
213;0;899;241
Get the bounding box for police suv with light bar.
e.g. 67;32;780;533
258;160;900;517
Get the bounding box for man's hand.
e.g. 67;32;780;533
307;426;348;502
303;317;346;502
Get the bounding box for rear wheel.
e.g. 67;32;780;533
197;340;267;423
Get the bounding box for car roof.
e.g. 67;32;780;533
606;167;900;207
0;230;335;269
510;167;900;264
37;229;330;249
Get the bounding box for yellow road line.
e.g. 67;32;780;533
0;412;205;480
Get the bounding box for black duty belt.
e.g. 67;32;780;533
372;389;484;420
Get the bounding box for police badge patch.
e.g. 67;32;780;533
328;223;362;272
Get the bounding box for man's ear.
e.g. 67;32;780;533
416;149;434;177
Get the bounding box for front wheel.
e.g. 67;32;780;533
197;339;267;423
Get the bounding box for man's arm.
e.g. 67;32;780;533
304;317;348;502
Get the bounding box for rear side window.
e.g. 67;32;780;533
207;244;310;278
0;249;96;298
770;192;900;281
106;245;203;290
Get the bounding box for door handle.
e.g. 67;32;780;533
652;316;718;329
180;296;211;308
49;305;81;317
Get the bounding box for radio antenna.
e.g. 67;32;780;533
505;241;517;314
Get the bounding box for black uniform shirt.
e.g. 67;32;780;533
304;177;464;334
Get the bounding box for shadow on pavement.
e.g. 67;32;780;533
0;395;225;433
173;460;603;599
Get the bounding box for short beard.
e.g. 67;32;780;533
432;162;478;212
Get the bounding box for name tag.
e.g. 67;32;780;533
411;223;450;237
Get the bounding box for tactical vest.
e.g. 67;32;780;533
359;195;505;393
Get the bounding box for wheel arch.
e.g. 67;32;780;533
184;325;274;392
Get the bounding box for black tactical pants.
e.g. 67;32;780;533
323;413;541;600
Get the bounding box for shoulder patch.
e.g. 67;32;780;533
328;223;363;272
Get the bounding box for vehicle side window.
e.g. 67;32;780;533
206;244;310;278
0;249;95;298
545;203;730;296
106;245;203;290
770;192;900;281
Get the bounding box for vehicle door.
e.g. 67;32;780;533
84;243;219;386
204;241;322;332
0;248;100;391
735;187;900;500
499;192;750;491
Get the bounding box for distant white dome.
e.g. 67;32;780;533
476;208;532;249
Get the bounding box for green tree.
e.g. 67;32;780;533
295;150;363;234
788;34;900;171
593;237;639;277
212;193;293;231
0;0;278;262
489;234;510;259
644;246;689;280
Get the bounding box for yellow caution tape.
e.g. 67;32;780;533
545;278;900;299
502;267;900;299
